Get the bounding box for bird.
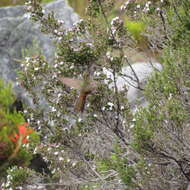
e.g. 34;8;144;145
60;73;97;112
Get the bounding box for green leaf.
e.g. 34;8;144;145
124;20;146;41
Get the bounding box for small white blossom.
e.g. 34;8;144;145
25;57;30;62
59;61;64;65
58;20;65;25
27;6;32;11
106;51;111;57
54;151;59;155
168;93;173;100
51;106;56;112
78;117;82;122
59;157;64;161
102;106;105;111
121;105;125;110
86;43;94;48
120;0;132;11
107;102;114;107
94;71;101;76
52;168;56;174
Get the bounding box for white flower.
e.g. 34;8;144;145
102;106;105;111
59;157;64;161
51;107;56;112
54;151;59;155
121;106;125;110
58;20;65;25
52;168;56;174
168;93;173;100
78;117;82;122
59;61;64;65
86;43;94;48
107;102;114;107
94;71;101;76
120;0;131;11
7;175;12;180
106;51;111;57
27;6;32;11
25;57;30;62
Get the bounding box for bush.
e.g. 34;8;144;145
4;0;189;189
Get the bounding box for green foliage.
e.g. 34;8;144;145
0;79;40;176
2;166;37;189
124;20;146;41
0;80;14;111
97;145;137;189
42;0;53;3
0;80;25;143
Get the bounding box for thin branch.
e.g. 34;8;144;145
124;57;143;90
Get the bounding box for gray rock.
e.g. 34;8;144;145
0;0;78;103
0;5;25;18
104;62;162;112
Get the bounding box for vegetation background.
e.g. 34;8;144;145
0;0;190;190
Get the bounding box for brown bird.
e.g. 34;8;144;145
60;74;97;112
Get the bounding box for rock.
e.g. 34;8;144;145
104;62;162;112
0;5;25;18
0;0;79;103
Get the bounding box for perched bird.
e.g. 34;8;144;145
60;74;97;112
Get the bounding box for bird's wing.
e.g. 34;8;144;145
59;77;83;90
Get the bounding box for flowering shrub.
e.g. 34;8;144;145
3;0;189;189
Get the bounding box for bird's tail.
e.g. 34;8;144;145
74;92;87;112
